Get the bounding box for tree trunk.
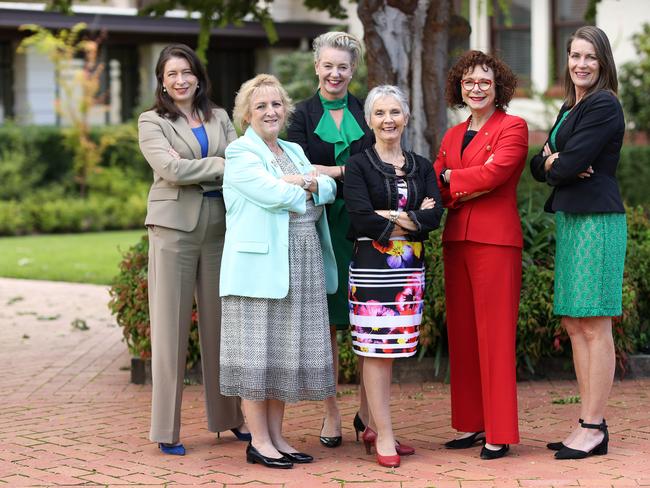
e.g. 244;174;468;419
358;0;468;159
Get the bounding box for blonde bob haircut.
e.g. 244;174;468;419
232;74;295;132
313;31;362;69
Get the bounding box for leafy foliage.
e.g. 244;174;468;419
108;235;201;369
620;23;650;135
18;23;108;197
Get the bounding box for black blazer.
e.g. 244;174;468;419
287;92;375;198
344;148;444;245
530;90;625;213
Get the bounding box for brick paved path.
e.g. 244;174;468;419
1;277;649;487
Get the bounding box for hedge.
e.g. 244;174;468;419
109;204;650;380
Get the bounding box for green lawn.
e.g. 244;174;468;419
0;230;145;285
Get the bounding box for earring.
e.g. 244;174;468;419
197;83;200;87
162;87;167;92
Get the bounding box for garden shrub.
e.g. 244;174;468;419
110;204;650;381
108;234;201;368
0;192;146;235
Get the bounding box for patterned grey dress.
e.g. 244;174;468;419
220;151;336;402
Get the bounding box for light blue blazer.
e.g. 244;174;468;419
220;127;338;299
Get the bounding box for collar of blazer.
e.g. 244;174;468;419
457;109;506;168
243;126;311;176
306;91;366;133
166;109;223;160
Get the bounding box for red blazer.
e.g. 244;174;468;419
433;110;528;248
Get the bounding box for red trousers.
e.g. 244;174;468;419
443;240;521;444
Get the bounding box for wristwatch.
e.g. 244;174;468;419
302;174;313;189
439;168;449;186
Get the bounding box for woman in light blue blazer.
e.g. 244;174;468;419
220;74;337;469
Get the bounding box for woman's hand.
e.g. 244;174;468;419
390;225;408;237
420;197;436;210
281;174;304;186
542;143;552;157
311;164;340;179
578;165;594;179
168;147;181;160
544;152;560;172
484;154;494;165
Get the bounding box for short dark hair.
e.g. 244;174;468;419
563;26;618;107
152;44;215;122
445;50;517;110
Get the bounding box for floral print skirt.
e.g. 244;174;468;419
348;238;425;358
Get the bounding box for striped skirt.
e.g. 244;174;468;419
348;238;425;358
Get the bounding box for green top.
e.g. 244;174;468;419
314;91;365;166
549;109;571;152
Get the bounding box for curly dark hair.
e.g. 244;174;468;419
445;50;517;109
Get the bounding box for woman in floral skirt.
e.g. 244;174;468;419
344;85;444;468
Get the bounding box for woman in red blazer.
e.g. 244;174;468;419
433;50;528;460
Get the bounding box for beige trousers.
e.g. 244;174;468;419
147;197;242;443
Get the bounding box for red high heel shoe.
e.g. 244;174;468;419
362;429;400;468
362;427;415;456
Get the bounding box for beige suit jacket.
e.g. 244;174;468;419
138;108;237;232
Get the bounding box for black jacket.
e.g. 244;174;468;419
344;148;445;245
287;92;375;198
530;90;625;213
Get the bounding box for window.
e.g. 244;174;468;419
0;42;14;120
490;0;531;86
553;0;591;82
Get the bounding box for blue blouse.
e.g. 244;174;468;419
191;125;209;158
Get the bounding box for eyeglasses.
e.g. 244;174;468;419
461;79;493;92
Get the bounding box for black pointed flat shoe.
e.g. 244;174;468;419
480;444;509;460
278;450;314;463
444;431;486;449
319;420;342;448
246;443;293;469
554;420;608;460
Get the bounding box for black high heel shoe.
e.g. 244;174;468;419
353;412;366;442
444;431;485;449
246;443;293;469
554;420;608;460
547;418;584;451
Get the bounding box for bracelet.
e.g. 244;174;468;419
302;174;313;189
388;210;400;223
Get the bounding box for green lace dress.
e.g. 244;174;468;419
550;111;627;317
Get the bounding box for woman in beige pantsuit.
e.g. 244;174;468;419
138;44;248;456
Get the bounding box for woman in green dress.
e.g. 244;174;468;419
287;31;374;447
530;26;626;460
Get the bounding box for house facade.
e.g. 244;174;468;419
1;0;648;129
0;0;358;124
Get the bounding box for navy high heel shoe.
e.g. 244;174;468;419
217;428;252;442
158;443;186;455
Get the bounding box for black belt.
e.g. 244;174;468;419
203;190;223;198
